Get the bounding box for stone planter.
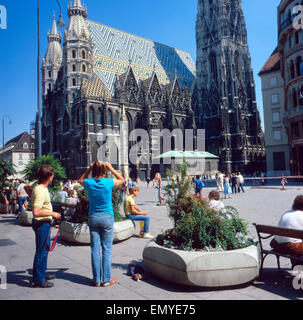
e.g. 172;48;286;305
143;241;259;288
59;219;135;245
19;211;34;226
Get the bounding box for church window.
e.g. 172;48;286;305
114;111;120;127
82;64;86;72
107;109;113;127
97;109;103;126
63;112;70;132
295;31;299;45
48;71;52;78
209;53;218;82
89;107;95;124
72;78;77;86
72;50;76;59
82;50;86;59
23;143;28;150
290;60;295;79
72;64;76;72
48;83;52;91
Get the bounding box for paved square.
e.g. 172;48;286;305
1;183;303;300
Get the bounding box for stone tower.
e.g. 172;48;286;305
42;13;63;98
63;0;93;107
194;0;265;174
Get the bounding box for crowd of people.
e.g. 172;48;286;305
2;163;303;290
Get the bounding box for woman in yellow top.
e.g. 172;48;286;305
28;165;61;288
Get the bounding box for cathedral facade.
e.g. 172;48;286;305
42;0;196;179
193;0;266;174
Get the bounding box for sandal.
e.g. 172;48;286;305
103;278;118;287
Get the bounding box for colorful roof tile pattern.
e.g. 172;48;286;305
80;73;111;100
86;20;196;96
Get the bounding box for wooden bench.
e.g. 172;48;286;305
253;223;303;276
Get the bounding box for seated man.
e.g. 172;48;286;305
270;195;303;267
124;187;153;239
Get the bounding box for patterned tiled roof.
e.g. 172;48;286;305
86;20;196;96
80;73;111;100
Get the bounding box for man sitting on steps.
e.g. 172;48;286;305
124;187;153;239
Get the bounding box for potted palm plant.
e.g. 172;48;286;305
143;159;259;288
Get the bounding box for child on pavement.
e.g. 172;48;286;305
124;187;153;239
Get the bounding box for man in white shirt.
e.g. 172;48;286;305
237;172;245;193
270;195;303;266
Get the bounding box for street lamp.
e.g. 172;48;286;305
2;115;12;149
37;0;65;157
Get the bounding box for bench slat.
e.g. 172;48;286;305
254;224;303;240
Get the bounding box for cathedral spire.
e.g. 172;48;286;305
48;13;61;43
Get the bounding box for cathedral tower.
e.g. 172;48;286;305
42;13;63;98
63;0;93;107
194;0;265;173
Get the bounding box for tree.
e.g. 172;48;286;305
22;155;66;192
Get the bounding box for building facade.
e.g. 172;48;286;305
193;0;266;174
0;132;35;179
259;48;290;176
278;0;303;175
42;0;196;179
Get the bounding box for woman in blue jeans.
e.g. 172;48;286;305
79;161;125;287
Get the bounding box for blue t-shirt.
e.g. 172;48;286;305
83;178;114;216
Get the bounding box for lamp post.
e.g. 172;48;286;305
2;115;12;150
37;0;65;157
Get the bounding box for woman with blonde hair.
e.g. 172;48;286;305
79;161;125;287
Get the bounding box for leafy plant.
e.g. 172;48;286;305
70;186;124;224
156;158;255;252
0;160;16;202
22;155;66;192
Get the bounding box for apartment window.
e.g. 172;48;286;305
273;152;286;171
270;76;277;87
295;31;299;45
23;143;28;149
273;129;282;141
272;94;279;104
272;111;280;122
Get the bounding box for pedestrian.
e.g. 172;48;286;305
223;175;232;199
217;172;224;192
30;165;61;288
146;177;151;188
237;172;245;193
79;161;125;287
17;180;28;218
270;195;303;267
231;173;238;194
281;173;287;190
8;186;17;214
154;173;163;205
208;190;225;213
194;175;203;198
124;187;153;239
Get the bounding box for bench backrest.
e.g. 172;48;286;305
253;223;303;240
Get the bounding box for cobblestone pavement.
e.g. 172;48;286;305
1;183;303;300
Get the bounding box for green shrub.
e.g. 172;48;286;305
156;159;255;252
70;186;124;224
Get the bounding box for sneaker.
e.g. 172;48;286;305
143;233;154;239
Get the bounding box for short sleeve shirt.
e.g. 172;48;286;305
124;196;135;216
31;185;53;221
83;178;114;216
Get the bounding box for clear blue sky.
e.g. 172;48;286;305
0;0;279;145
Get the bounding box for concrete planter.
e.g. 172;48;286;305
143;241;259;288
19;211;34;226
59;219;135;245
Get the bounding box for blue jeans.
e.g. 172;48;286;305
32;219;51;285
127;215;150;233
88;213;114;284
18;197;27;213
